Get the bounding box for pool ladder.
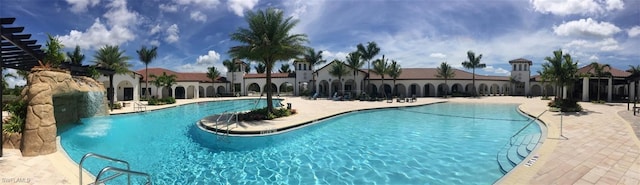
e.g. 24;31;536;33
214;111;239;139
79;153;152;185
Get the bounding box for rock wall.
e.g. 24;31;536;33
2;132;21;149
20;69;108;156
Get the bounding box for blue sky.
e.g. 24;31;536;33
2;0;639;87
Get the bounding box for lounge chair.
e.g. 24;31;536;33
311;92;319;100
410;95;417;102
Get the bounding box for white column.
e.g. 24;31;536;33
607;78;613;102
582;77;589;102
562;85;567;99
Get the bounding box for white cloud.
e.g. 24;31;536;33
482;66;509;75
196;50;221;65
165;24;180;43
321;50;348;62
530;0;623;16
3;69;26;88
159;4;178;12
429;53;446;59
588;55;599;61
174;0;220;8
177;50;223;72
190;11;207;22
628;26;640;38
150;40;160;46
65;0;100;13
227;0;258;16
58;0;138;50
565;38;620;51
605;0;624;11
553;18;621;38
58;19;135;50
150;24;162;35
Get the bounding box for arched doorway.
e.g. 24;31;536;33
395;83;407;97
424;83;435;97
199;86;205;98
531;84;541;97
490;84;500;95
263;83;278;95
437;83;449;96
279;82;294;96
478;83;488;96
206;86;215;97
161;87;172;98
380;84;392;97
409;84;420;97
216;86;226;95
175;86;186;99
451;83;463;95
319;80;329;97
247;83;261;96
330;80;342;95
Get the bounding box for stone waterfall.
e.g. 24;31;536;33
20;69;108;156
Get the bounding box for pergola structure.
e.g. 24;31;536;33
1;17;115;157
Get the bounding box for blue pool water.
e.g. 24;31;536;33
60;100;540;184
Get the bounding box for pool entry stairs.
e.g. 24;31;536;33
496;110;546;174
79;153;152;185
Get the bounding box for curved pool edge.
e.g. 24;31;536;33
53;136;96;184
494;103;555;185
197;100;449;137
109;97;283;116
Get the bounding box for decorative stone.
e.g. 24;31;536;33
2;132;22;149
19;70;109;156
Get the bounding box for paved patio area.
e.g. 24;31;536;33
1;96;639;184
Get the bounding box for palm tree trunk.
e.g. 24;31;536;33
109;74;114;111
393;79;396;97
266;63;274;113
472;68;476;97
145;65;149;99
597;77;601;101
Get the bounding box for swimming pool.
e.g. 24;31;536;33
60;100;540;184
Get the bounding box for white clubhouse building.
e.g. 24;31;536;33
99;58;638;103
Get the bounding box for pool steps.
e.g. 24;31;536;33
497;133;541;174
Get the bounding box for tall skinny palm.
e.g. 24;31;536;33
345;52;364;94
137;45;158;99
388;60;402;96
372;55;389;97
254;63;266;74
223;59;238;94
207;66;221;95
461;50;485;97
357;42;380;94
328;60;349;95
436;62;455;98
588;62;611;102
229;8;308;113
303;48;326;93
66;45;85;65
94;45;131;107
279;64;292;73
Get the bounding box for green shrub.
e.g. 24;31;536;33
239;107;295;121
3;116;24;133
147;97;176;105
111;103;122;109
591;100;606;104
163;97;176;104
2;99;27;133
548;99;582;112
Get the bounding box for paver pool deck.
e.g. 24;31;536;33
1;96;639;184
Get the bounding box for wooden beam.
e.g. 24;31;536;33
0;18;16;24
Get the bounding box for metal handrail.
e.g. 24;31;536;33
94;166;152;185
510;110;547;145
79;153;130;185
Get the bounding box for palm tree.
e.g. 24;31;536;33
588;62;611;102
303;48;326;93
150;72;177;98
461;50;485;97
223;59;239;94
244;63;251;73
207;66;220;84
42;34;65;68
388;60;402;97
627;65;640;103
357;42;380;94
541;49;578;100
66;45;85;65
279;64;292;73
136;45;158;99
372;55;389;97
254;63;266;74
228;8;308;113
537;70;552;98
436;62;455;98
328;60;349;95
94;45;131;107
345;52;364;94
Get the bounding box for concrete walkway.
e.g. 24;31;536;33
1;96;639;184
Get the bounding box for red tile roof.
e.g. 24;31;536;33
577;63;630;78
135;68;226;83
366;68;510;81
